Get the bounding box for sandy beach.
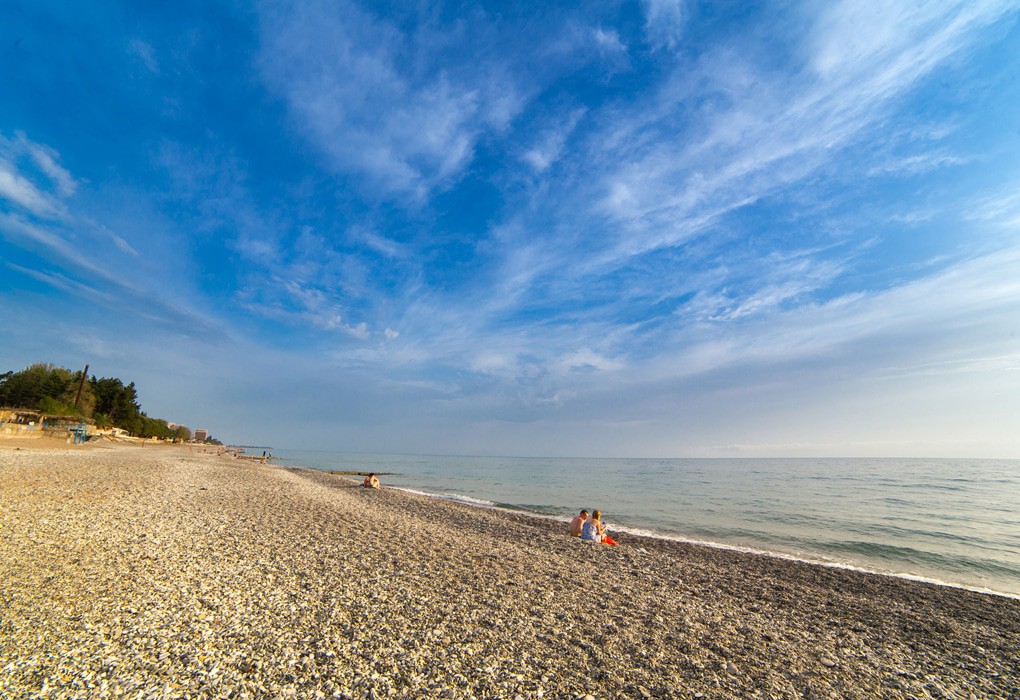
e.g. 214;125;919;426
1;443;1018;699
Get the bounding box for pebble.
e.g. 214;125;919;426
1;445;1018;700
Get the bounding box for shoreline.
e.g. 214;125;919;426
3;444;1018;698
347;468;1020;597
313;468;1020;601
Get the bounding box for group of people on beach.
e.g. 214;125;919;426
569;509;618;546
359;473;617;546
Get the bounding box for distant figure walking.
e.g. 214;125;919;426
363;473;380;489
581;509;618;546
569;509;589;537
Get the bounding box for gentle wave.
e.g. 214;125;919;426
402;487;1020;600
397;487;498;509
278;451;1020;598
377;483;1020;600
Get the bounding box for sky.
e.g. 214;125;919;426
2;1;1020;458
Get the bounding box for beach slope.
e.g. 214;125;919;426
1;445;1017;698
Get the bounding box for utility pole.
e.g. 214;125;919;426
74;363;89;409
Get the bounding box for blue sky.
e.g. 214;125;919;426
2;1;1019;457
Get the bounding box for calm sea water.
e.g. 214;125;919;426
271;451;1020;597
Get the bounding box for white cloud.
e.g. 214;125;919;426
99;226;140;257
236;234;279;262
257;0;524;200
356;229;406;259
967;185;1020;226
521;108;586;172
0;164;60;218
659;244;1020;383
592;28;627;55
306;0;1017;427
558;348;624;374
127;38;159;74
564;0;1019;273
24;141;77;198
0;213;105;278
343;321;370;340
807;1;990;82
0;133;77;217
3;261;113;303
643;0;685;51
865;152;967;177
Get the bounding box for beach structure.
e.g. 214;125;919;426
71;420;89;444
0;409;42;437
0;409;97;441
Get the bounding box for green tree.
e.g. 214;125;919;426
0;363;87;414
0;363;55;408
3;362;210;442
59;369;96;416
90;376;142;431
37;396;76;415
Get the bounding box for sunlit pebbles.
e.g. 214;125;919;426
1;445;1018;698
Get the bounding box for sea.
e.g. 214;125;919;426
269;451;1020;598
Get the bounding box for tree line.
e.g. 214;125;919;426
0;363;215;442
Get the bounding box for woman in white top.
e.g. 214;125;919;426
582;509;619;546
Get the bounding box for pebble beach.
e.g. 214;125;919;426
2;444;1018;699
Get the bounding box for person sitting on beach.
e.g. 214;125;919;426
363;473;380;489
581;509;619;546
569;509;589;537
580;512;600;543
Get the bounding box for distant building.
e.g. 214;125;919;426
194;429;208;442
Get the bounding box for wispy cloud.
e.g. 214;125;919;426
0;133;75;219
3;261;114;303
521;108;587;173
429;0;1017;363
0;164;62;218
257;0;523;201
0;213;108;279
127;38;159;74
0;209;225;342
865;152;968;177
592;28;628;56
643;0;685;52
240;0;1019;398
658;244;1020;383
579;0;1015;261
967;184;1020;228
4;1;1018;455
0;132;228;343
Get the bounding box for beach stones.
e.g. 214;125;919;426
1;446;1019;699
